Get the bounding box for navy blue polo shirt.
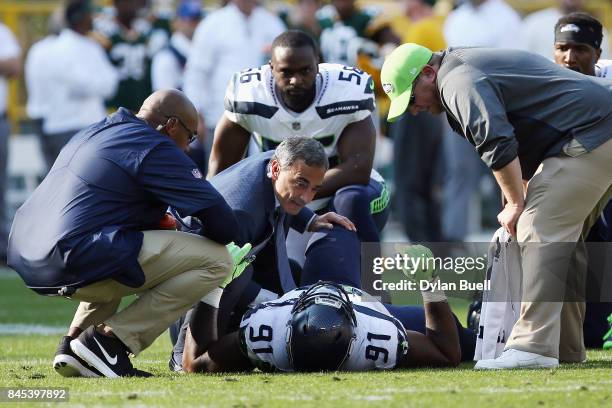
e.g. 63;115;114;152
8;108;225;293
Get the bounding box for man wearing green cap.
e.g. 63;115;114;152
381;43;612;369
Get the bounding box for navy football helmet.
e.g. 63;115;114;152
287;281;357;371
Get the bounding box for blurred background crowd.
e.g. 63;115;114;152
0;0;611;262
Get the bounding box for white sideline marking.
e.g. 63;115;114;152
0;324;65;335
372;385;608;395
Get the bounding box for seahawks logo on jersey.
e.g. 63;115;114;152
223;63;376;160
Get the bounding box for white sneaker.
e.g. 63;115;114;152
474;349;559;370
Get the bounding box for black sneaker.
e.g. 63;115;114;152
70;326;134;378
53;336;101;378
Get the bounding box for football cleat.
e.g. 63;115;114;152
287;281;357;371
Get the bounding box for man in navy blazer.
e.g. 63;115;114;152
212;137;355;325
168;138;355;369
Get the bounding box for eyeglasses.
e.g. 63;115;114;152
409;93;416;106
408;74;420;107
165;115;197;144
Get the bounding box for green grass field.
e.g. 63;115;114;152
1;269;611;408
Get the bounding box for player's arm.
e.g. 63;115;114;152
182;302;253;373
396;245;461;367
206;114;251;179
398;301;462;368
315;116;376;198
183;329;252;373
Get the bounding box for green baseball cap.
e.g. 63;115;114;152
381;43;433;122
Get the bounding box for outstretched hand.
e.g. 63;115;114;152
395;244;437;283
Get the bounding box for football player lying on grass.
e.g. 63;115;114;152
175;232;461;372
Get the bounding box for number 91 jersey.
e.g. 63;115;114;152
223;63;376;162
239;286;409;372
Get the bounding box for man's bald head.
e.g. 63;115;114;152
139;89;198;130
137;89;198;151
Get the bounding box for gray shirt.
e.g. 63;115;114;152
437;47;612;179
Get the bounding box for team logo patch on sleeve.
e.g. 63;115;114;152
365;76;375;94
192;168;203;179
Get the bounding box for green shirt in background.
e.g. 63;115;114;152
94;14;170;112
318;8;374;65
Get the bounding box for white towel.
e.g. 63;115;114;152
474;228;522;360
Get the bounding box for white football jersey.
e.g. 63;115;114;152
223;62;376;163
239;286;409;372
596;59;612;78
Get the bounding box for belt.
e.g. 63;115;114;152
31;285;77;297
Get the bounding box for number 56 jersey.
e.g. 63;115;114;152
223;63;376;162
239;286;409;372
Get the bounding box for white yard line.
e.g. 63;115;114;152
0;323;65;335
369;385;607;395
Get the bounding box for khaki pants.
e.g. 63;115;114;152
506;137;612;361
69;230;231;355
